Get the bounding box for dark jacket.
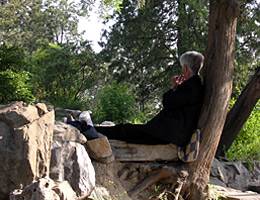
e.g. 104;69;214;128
145;75;204;146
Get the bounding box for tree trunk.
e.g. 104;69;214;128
183;0;239;199
216;67;260;157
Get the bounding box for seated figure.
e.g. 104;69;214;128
67;50;204;147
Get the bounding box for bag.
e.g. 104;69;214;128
177;129;201;163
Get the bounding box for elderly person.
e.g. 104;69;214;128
68;51;205;147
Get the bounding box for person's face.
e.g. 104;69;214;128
181;65;186;74
182;65;192;79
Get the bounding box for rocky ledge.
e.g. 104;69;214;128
0;102;259;200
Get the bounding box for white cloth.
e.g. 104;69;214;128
79;111;93;127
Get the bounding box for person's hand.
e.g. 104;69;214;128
171;75;185;89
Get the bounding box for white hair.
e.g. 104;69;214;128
180;51;204;75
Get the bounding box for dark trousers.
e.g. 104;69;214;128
95;123;169;144
67;121;99;140
67;121;169;144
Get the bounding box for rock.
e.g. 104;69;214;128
210;185;260;200
0;102;54;199
54;121;87;144
55;108;81;121
0;101;40;128
209;177;227;187
85;136;114;163
225;195;260;200
210;159;260;191
224;161;251;191
249;161;260;182
92;161;132;200
248;182;260;194
109;140;178;161
9;177;77;200
100;121;116;126
50;137;95;197
211;158;228;184
35;103;49;116
88;185;112;200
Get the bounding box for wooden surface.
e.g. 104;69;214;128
109;140;178;161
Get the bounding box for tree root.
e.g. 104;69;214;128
172;170;188;200
128;166;188;199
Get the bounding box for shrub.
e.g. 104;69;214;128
0;44;26;71
94;82;136;123
226;102;260;161
0;70;35;103
30;43;99;107
50;97;87;110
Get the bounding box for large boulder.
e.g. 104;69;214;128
210;159;228;186
91;161;132;200
53;121;87;144
50;122;95;198
0;102;54;200
210;159;260;192
224;161;251;191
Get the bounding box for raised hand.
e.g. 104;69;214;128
171;75;185;89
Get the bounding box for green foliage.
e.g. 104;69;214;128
0;45;26;71
226;102;260;161
0;70;35;103
233;1;260;97
30;42;99;108
0;0;90;52
176;0;208;56
0;44;35;104
93;82;136;123
208;184;223;200
102;0;123;11
101;0;208;111
101;0;258;111
131;111;149;124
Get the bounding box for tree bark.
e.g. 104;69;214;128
216;67;260;157
183;0;239;199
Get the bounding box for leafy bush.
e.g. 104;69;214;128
0;70;35;103
131;111;149;124
0;45;26;71
50;97;88;110
30;43;99;107
226;102;260;161
93;82;136;123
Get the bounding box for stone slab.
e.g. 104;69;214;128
224;193;260;200
109;140;178;161
212;185;260;200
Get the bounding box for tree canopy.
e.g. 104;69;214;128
0;0;259;161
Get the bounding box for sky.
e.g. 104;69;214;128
78;1;114;52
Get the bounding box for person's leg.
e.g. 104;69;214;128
82;125;100;140
95;123;168;144
67;119;100;140
67;120;84;132
68;111;169;144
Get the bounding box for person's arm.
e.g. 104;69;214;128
162;88;190;110
162;81;202;111
171;75;185;90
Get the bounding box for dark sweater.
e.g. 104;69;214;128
145;75;204;146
